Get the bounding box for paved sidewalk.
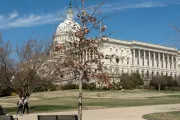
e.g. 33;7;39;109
14;104;180;120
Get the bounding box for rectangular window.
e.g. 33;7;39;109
110;48;112;52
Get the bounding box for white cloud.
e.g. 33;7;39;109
99;1;166;13
127;2;165;8
0;1;170;29
9;11;19;19
0;11;64;29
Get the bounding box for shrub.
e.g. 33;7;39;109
0;86;12;97
48;84;57;91
150;75;177;91
82;83;89;90
34;84;57;92
60;82;96;90
34;86;48;92
102;86;110;90
111;82;122;90
131;73;144;88
89;82;96;90
115;73;144;90
61;83;78;90
119;73;134;89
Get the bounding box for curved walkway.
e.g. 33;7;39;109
14;104;180;120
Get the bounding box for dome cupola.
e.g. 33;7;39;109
55;0;80;34
53;0;80;44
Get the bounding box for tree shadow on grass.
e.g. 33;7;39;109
4;105;77;115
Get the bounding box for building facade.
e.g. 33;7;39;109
101;39;180;80
52;2;180;83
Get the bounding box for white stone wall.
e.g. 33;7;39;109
101;38;180;79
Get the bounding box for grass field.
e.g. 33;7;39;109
143;111;180;120
1;89;180;114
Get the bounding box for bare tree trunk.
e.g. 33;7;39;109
78;71;83;120
78;1;85;120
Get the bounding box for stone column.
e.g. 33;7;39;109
154;70;156;76
163;53;165;68
172;55;174;69
176;56;178;70
144;50;146;66
149;51;151;67
138;49;141;66
158;53;161;68
153;52;156;67
132;49;136;65
167;54;170;69
131;50;133;65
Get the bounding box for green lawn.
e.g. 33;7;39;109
4;105;77;115
1;90;180;114
143;111;180;120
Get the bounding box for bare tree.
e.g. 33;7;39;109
0;37;56;98
50;1;116;120
0;35;13;91
172;25;180;33
172;25;180;49
0;0;116;119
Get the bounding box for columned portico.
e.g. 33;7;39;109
114;45;179;79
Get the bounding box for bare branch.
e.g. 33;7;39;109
172;25;180;32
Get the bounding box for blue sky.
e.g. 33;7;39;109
0;0;180;48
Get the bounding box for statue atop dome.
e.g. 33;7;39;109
69;0;72;8
67;0;73;19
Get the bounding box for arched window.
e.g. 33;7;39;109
110;48;112;52
147;71;149;78
109;67;113;73
152;71;154;77
121;70;124;74
142;70;144;77
116;49;118;52
127;58;130;65
115;67;119;74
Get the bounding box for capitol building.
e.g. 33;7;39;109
52;1;180;83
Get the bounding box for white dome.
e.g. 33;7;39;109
53;1;80;44
54;1;80;35
55;19;80;34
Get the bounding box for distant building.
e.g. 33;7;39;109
51;1;180;84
